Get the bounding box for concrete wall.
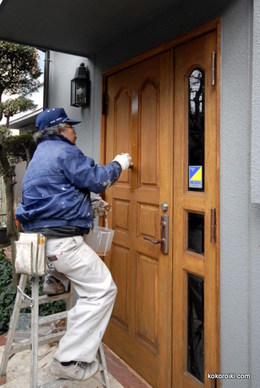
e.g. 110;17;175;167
47;0;260;386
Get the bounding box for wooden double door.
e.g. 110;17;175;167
102;27;219;387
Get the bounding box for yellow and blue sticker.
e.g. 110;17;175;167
189;166;203;189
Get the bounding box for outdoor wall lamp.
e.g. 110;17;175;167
70;63;90;107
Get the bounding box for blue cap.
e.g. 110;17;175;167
36;108;81;130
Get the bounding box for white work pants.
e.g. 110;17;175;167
46;235;117;363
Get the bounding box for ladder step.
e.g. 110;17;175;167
38;310;68;325
11;331;66;354
20;291;72;308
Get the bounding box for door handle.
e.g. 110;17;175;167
143;214;169;255
143;236;165;244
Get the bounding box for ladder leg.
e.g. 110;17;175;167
30;276;39;388
0;274;28;385
97;343;110;388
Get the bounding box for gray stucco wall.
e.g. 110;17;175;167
47;0;260;386
220;1;254;386
221;1;260;386
251;0;260;204
48;52;101;162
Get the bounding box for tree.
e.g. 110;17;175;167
0;41;41;115
0;41;41;280
0;96;37;127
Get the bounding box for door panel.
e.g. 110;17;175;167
103;28;219;388
173;31;219;387
104;53;173;387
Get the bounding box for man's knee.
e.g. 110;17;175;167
112;282;117;296
109;280;117;301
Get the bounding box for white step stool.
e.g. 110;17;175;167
0;273;110;387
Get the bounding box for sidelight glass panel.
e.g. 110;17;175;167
187;274;204;382
187;212;204;255
188;69;205;191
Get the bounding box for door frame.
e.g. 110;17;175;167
101;18;220;386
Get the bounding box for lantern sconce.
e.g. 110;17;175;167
70;63;90;107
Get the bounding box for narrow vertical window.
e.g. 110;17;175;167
187;274;204;382
187;212;204;255
188;69;205;191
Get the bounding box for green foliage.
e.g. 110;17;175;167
0;126;36;175
0;251;17;334
3;132;36;165
0;41;41;244
0;96;37;124
0;124;10;140
0;41;41;98
0;250;65;336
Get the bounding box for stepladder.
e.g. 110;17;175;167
0;273;110;388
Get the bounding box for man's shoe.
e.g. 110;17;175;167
43;276;65;295
49;358;99;381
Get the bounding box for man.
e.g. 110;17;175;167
15;108;131;381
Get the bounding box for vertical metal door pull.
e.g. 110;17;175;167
211;51;216;86
210;208;216;244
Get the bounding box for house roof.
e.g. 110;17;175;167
0;0;228;57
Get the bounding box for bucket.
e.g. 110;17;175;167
84;226;114;256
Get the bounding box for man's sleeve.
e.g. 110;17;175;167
58;148;122;193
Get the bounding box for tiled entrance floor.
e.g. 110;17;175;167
0;341;151;387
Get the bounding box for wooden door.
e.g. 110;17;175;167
173;30;219;387
102;27;219;388
103;52;173;387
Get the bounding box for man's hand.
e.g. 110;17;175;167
113;153;132;170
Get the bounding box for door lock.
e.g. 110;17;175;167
161;203;168;211
143;214;169;254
